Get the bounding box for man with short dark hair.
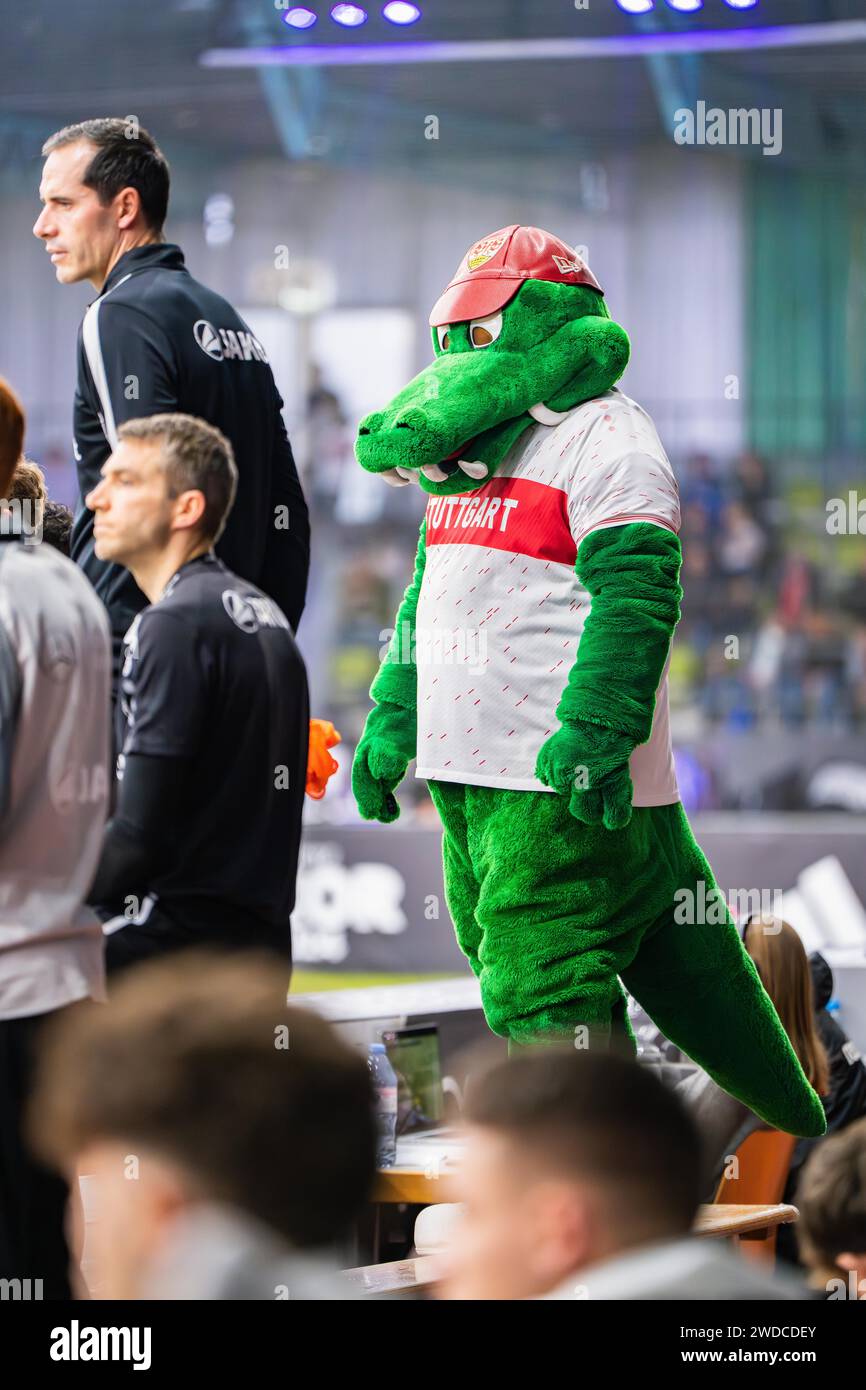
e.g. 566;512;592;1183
33;117;309;684
86;413;309;972
29;952;376;1299
441;1049;808;1300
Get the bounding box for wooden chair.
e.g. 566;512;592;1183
713;1128;797;1264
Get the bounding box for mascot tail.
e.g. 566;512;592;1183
620;806;827;1140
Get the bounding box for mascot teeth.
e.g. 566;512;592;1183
421;463;449;482
380;467;412;487
529;402;570;426
396;466;418;482
458;459;489;479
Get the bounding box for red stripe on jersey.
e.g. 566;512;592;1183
425;477;577;568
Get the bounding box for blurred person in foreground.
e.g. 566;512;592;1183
33;117;309;687
0;376;111;1299
29;952;375;1299
85;413;309;973
440;1050;807;1300
796;1117;866;1301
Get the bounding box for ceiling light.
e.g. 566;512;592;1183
383;2;422;22
283;7;318;28
330;4;368;25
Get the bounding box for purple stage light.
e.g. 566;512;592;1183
204;21;866;69
724;0;759;8
615;0;654;12
666;0;703;11
283;7;318;27
330;4;368;25
382;2;421;23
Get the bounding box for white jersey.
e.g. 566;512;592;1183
0;539;111;1019
413;388;681;802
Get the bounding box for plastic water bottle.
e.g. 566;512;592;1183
368;1043;398;1168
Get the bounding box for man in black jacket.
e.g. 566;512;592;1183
33;117;309;680
87;413;308;971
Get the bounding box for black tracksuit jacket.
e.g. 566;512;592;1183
72;243;310;663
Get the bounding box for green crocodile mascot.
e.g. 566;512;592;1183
352;224;825;1139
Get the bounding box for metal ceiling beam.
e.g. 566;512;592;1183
635;8;700;145
239;7;325;161
627;7;865;175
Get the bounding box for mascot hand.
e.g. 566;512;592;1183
352;701;417;824
535;720;635;831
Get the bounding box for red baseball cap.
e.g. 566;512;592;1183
429;224;603;327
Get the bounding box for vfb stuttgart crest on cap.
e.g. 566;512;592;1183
466;232;509;272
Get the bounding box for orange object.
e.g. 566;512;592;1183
713;1129;797;1264
306;719;342;799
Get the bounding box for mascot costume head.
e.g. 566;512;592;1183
357;225;628;495
353;225;826;1142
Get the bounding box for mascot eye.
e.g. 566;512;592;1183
437;325;451;351
469;310;502;348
